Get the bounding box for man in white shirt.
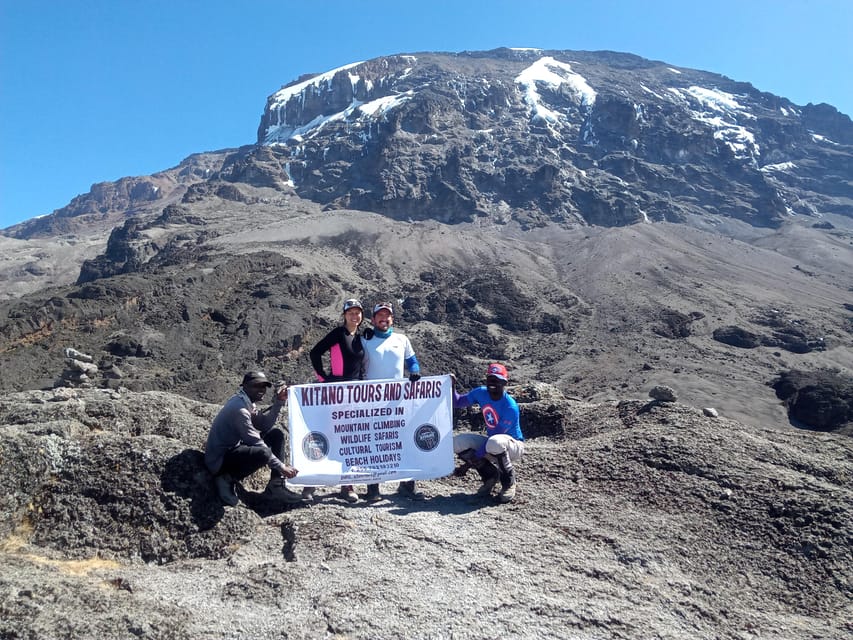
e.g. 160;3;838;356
362;301;424;501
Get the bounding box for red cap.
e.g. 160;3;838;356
486;363;508;381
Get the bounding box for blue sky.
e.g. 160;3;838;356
2;0;851;229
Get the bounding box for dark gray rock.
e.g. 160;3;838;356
772;369;853;432
653;309;704;339
713;325;762;348
649;385;678;402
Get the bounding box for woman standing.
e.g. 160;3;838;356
307;298;365;502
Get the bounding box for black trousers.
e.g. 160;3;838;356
218;428;286;482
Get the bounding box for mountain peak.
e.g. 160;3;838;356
251;49;852;228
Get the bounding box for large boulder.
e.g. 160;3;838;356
772;369;853;433
713;325;761;348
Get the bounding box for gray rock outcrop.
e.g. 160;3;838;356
1;387;851;639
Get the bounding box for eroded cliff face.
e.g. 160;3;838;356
3;151;233;240
254;48;852;228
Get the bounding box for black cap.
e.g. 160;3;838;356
241;371;272;387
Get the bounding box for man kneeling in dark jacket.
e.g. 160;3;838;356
205;371;304;506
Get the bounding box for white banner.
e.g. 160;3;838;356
287;375;454;486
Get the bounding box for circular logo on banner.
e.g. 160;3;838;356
413;424;440;452
302;432;329;461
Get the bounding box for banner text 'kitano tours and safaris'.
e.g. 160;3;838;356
288;375;454;486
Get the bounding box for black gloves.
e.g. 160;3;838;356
409;373;421;382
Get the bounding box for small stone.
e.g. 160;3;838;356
64;347;94;363
65;358;99;375
103;365;125;379
703;407;719;418
649;385;677;402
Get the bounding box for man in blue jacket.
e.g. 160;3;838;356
452;363;524;503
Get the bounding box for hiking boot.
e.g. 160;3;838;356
301;486;317;499
265;477;307;504
364;483;382;502
497;482;517;503
475;474;499;497
495;450;517;503
472;458;499;497
215;474;238;507
339;485;359;503
397;480;425;501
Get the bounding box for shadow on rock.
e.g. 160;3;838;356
281;520;297;562
387;493;503;516
162;449;312;521
161;449;225;530
239;488;311;518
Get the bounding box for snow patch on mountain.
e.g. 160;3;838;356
761;161;798;173
669;86;760;160
267;61;364;111
267;89;413;145
515;56;596;124
357;92;413;117
811;133;840;145
261;57;417;145
640;84;666;100
683;86;746;112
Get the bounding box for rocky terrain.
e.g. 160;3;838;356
0;48;852;638
0;189;850;434
1;385;851;639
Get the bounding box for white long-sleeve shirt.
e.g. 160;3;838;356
362;330;418;380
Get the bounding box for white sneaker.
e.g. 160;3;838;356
215;474;238;506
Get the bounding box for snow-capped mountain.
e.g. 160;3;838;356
7;47;851;241
254;48;852;227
